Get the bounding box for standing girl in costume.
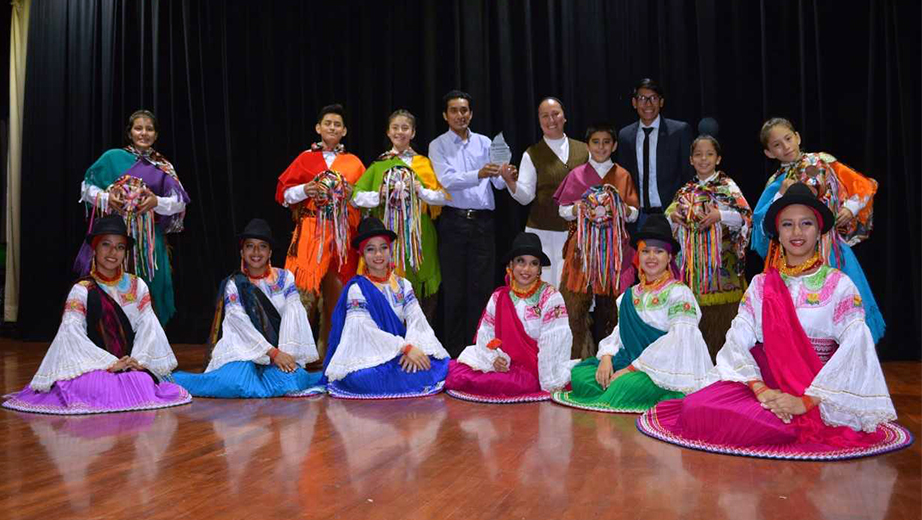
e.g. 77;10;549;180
667;135;751;359
638;183;909;460
322;217;449;399
4;216;189;414
552;215;713;413
751;117;884;342
172;219;325;398
352;109;448;322
444;232;575;403
553;123;639;358
76;110;190;325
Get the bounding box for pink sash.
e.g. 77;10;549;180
492;287;540;377
762;269;875;446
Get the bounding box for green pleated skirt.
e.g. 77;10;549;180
552;357;684;413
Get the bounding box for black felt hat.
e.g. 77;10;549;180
85;215;135;247
238;218;275;248
351;216;397;249
631;214;681;252
501;232;551;266
763;182;834;237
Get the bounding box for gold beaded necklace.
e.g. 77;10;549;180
779;251;823;277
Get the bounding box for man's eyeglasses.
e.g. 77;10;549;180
635;94;660;104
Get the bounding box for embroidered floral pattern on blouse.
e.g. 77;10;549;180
63;298;87;315
138;293;152;312
632;281;676;312
261;269;286;296
346;299;368;313
224;292;241;307
833;294;865;325
541;304;567;324
116;275;140;306
667;300;697;320
793;266;841;308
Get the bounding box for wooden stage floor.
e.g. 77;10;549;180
1;341;919;520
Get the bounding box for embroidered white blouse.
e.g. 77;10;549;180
29;274;177;391
325;275;448;382
597;280;713;394
712;266;896;432
456;283;577;391
205;268;319;372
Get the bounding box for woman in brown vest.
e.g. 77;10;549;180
506;98;589;290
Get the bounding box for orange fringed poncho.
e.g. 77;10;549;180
276;150;365;293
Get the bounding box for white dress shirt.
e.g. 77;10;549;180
635;115;662;208
282;151;340;206
428;129;507;210
512;135;570;206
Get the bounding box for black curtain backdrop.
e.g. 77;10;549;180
17;0;920;360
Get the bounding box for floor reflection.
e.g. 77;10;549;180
325;398;448;494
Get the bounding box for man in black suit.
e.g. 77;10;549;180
617;78;693;229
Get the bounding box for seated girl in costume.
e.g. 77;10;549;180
667;135;752;359
553;123;639;358
322;217;449;399
638;183;910;460
3;216;189;414
352;109;448;322
552;215;713;413
173;219;324;398
444;232;576;403
751;117;884;342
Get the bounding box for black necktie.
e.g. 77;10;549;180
642;126;654;209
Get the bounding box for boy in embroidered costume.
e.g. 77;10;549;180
352;109;448;322
3;216;189;414
638;183;911;460
276;104;366;357
553;123;639;358
172;219;324;398
444;232;576;403
75;110;190;325
667;135;752;359
553;215;712;413
751;117;884;342
322;217;449;399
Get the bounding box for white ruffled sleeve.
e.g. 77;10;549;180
632;284;713;393
352;191;380;208
456;291;509;372
536;288;577;391
805;277;897;432
597;293;627;358
417;184;448;206
129;279;178;378
278;270;319;366
28;284;119;392
402;283;449;359
711;276;763;384
153;192;187;216
324;284;406;382
205;279;275;372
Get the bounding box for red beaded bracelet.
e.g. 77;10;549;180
268;347;279;361
486;338;503;350
402;345;413;355
625;365;637;372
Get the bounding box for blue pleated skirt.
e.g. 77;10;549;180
327;356;449;399
173;361;325;398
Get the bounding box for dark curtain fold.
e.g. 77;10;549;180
17;0;920;360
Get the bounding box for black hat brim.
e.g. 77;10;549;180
763;193;835;238
85;231;135;248
501;247;551;267
351;228;398;250
631;230;680;253
238;232;275;249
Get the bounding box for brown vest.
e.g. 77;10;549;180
525;138;589;231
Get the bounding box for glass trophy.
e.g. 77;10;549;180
490;132;512;165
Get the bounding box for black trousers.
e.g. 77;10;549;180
438;208;496;358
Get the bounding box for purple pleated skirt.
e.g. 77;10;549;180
2;369;191;415
444;360;550;402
